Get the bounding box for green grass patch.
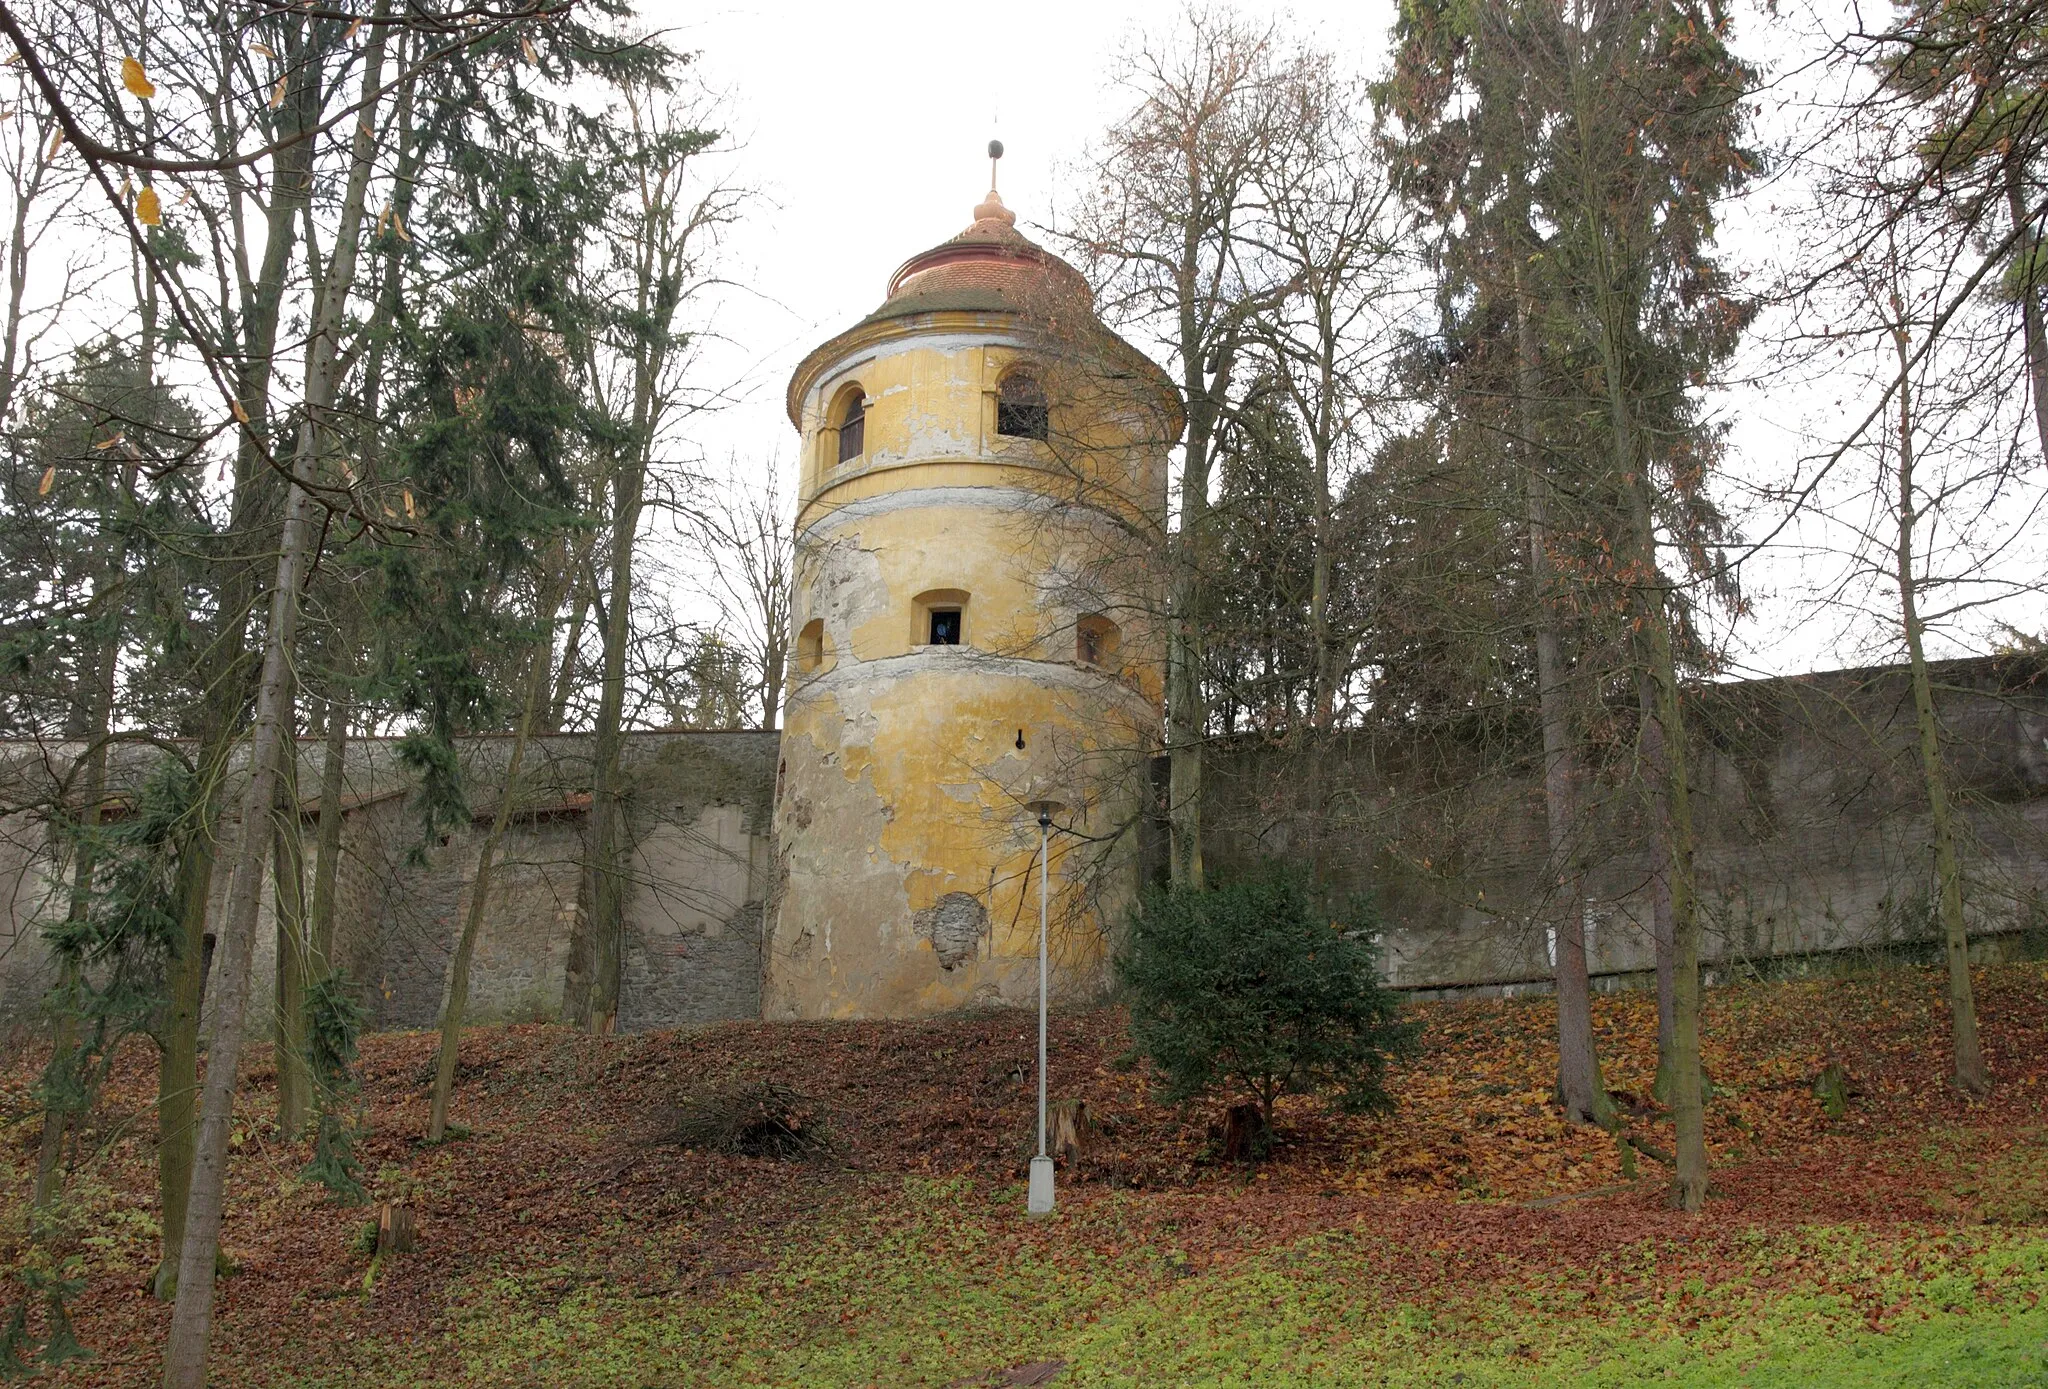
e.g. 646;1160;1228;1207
309;1180;2048;1388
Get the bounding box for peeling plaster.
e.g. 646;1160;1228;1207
914;891;989;970
770;311;1167;1020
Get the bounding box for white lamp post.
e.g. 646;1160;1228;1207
1025;799;1061;1216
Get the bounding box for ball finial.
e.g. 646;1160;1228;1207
980;139;1012;218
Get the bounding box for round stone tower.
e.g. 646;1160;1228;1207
766;181;1177;1019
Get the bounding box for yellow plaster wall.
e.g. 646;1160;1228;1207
767;316;1168;1019
797;319;1168;531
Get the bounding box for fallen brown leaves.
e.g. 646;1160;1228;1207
6;960;2047;1385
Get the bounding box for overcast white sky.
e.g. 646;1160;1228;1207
627;0;2043;679
653;0;1396;481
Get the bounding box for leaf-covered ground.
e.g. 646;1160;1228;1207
6;961;2048;1386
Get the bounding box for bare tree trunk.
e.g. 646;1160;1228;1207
0;135;35;417
571;449;643;1032
1165;578;1205;886
546;558;591;733
296;43;405;998
560;85;741;1020
154;780;215;1301
272;757;310;1137
160;433;308;1389
1640;686;1678;1097
1585;233;1706;1205
1890;319;1988;1094
1306;296;1339;731
1519;278;1609;1129
1565;30;1707;1204
1167;361;1227;888
156;12;317;1288
1632;547;1706;1210
759;641;785;731
430;561;563;1138
1061;18;1293;887
1537;630;1605;1131
306;695;349;968
161;17;391;1384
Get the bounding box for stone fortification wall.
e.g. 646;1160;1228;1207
2;656;2042;1029
1201;655;2048;995
0;730;777;1035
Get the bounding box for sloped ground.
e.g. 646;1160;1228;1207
5;962;2048;1386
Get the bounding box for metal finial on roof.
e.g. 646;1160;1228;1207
974;139;1015;228
972;186;1016;228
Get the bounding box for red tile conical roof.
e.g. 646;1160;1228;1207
861;188;1093;327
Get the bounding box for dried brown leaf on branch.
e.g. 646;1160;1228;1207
119;56;154;100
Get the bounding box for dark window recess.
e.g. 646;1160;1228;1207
996;375;1049;441
928;608;962;645
836;393;866;463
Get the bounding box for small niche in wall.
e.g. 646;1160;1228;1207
797;618;828;673
1076;613;1121;668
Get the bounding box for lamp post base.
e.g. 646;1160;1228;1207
1026;1155;1055;1215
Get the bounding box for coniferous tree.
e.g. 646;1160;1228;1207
1205;381;1323;737
1383;0;1757;1196
382;123;610;1140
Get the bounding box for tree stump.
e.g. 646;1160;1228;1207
1812;1061;1854;1119
376;1200;415;1255
1048;1098;1092;1169
1217;1101;1267;1161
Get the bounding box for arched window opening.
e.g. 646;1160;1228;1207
1076;614;1121;667
797;618;827;673
834;386;867;464
913;589;970;649
996;373;1048;441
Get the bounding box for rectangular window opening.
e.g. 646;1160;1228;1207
928;609;962;645
997;401;1048;441
836;413;865;464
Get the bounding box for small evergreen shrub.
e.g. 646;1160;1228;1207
1116;866;1417;1150
302;972;368;1203
11;758;190;1364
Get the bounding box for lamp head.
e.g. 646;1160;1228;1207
1025;798;1063;831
